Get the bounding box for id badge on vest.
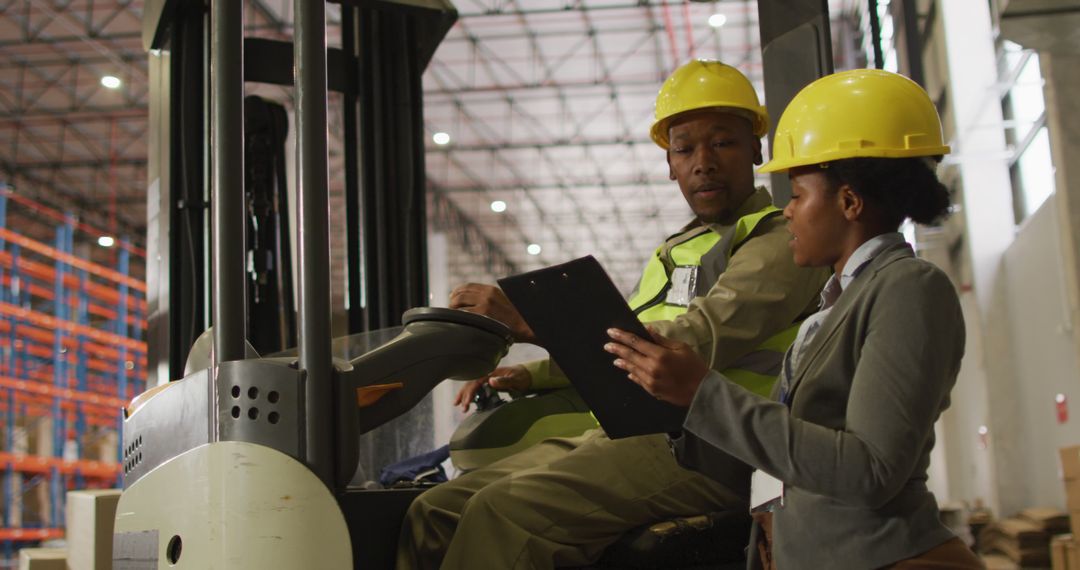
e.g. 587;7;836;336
665;266;699;307
750;469;784;513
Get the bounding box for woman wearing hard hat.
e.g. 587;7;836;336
604;69;983;569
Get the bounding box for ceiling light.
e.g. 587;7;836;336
708;13;727;28
491;200;507;213
433;132;451;145
526;243;542;256
101;75;122;89
97;236;115;248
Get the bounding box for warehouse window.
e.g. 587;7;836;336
999;40;1055;223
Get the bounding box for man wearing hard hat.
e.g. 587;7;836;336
397;60;828;570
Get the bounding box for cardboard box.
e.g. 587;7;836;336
0;473;50;528
66;489;121;570
5;471;22;526
22;481;52;527
15;415;54;458
1069;479;1080;511
1071;509;1080;540
80;428;119;463
1063;446;1080;480
1062;446;1080;538
1052;534;1071;570
982;553;1020;569
17;547;67;570
1070;539;1080;570
1023;507;1071;533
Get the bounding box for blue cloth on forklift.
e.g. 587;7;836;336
379;445;450;487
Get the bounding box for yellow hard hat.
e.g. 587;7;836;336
650;60;769;149
759;69;951;173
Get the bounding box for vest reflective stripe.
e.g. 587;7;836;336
670;231;720;266
628;228;719;321
723;369;777;399
627;204;801;395
724;324;801;397
628;206;781;321
631;301;689;323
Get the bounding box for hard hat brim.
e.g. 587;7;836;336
651;106;769;149
757;144;952;174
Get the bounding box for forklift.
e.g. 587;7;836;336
115;0;836;567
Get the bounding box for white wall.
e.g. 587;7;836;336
933;290;998;511
931;194;1080;514
1001;195;1080;507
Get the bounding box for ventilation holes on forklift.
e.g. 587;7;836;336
124;451;142;474
166;535;182;564
124;435;144;463
227;390;280;423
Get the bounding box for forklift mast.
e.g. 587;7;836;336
142;0;833;382
143;0;455;388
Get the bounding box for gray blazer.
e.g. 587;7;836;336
674;242;964;569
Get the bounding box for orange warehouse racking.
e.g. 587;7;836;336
0;185;146;562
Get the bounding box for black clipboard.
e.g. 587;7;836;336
498;255;687;438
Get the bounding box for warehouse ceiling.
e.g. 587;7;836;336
427;0;768;292
0;0;860;293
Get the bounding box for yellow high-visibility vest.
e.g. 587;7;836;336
627;206;800;397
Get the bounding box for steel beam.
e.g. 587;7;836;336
458;1;713;18
9;157;146;169
0;160;145;238
0;106;147;122
425;137;655;152
428;190;519;277
25;0;147;79
435;177;673;193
